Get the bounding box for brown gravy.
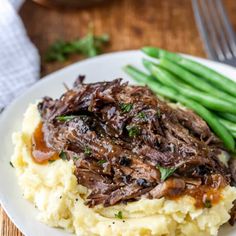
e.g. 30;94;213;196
186;185;222;208
31;122;58;163
166;182;223;208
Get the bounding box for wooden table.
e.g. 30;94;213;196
1;0;236;235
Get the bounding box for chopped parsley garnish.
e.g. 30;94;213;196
45;27;109;62
120;103;133;113
59;151;67;160
73;156;79;161
48;159;56;164
126;125;140;138
9;161;14;168
156;165;176;181
156;108;161;118
56;115;77;122
204;199;212;208
137;111;147;120
97;159;107;165
114;211;123;219
84;146;92;155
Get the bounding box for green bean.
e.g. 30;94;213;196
232;132;236;138
124;65;235;151
178;99;235;151
143;59;236;114
142;47;179;60
123;65;153;84
124;65;184;102
159;58;236;105
216;112;236;123
218;118;236;133
142;47;236;98
218;118;236;138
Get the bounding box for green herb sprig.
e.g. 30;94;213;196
120;103;133;113
73;156;79;161
97;159;107;165
56;116;77;122
59;151;67;160
137;111;147;120
48;159;56;164
204;199;212;208
84;147;92;155
157;165;176;181
45;27;109;62
9;161;14;168
126;125;140;138
114;211;123;219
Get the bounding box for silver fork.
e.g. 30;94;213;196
192;0;236;66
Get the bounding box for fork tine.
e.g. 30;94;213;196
216;0;236;57
191;0;216;60
206;0;233;60
200;0;225;61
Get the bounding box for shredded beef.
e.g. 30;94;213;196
37;78;233;209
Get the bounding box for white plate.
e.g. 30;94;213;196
0;50;236;236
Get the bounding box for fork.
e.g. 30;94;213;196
192;0;236;66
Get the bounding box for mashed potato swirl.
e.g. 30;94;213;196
11;104;236;236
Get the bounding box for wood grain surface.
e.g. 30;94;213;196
1;0;236;235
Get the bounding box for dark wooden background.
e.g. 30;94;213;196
1;0;236;235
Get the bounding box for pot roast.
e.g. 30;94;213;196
34;77;236;221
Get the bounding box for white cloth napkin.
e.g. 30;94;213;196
0;0;40;112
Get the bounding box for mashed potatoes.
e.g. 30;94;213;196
11;104;236;236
